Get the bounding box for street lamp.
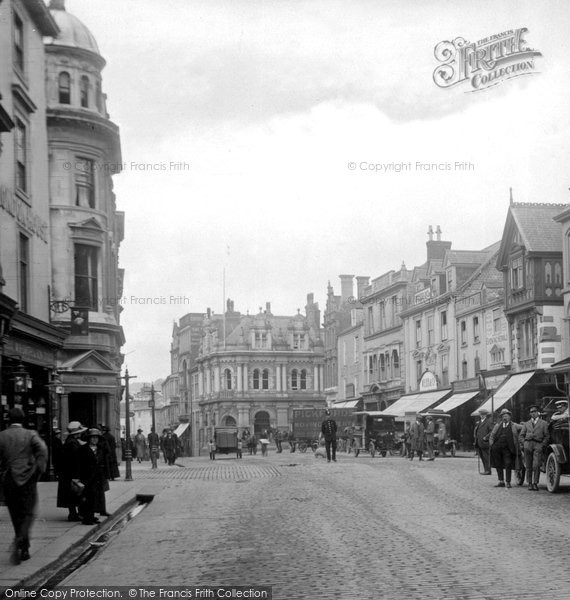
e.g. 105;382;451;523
148;384;156;434
44;371;64;481
121;368;137;481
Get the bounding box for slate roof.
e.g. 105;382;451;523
509;203;567;253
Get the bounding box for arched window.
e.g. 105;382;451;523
58;72;71;104
80;75;89;107
224;368;232;390
253;369;260;390
392;350;400;378
262;369;269;390
300;369;307;390
223;415;236;427
545;262;552;285
555;262;562;285
291;369;298;390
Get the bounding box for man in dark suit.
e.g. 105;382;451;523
474;408;493;474
489;408;521;488
519;405;549;490
0;408;47;564
321;409;337;463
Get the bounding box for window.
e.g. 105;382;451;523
353;336;359;362
474;354;480;375
440;310;448;340
473;316;480;343
385;352;391;379
368;306;374;333
462;359;468;380
300;369;307;390
262;369;269;390
58;72;71;104
380;354;386;380
392;350;400;379
493;308;501;333
75;157;95;208
343;341;347;366
95;80;103;112
545;262;552;285
80;76;90;108
415;319;422;348
19;234;29;312
441;353;449;387
555;263;562;285
511;256;523;289
292;332;305;350
224;368;232;390
460;320;467;345
255;331;268;349
416;360;423;386
253;369;260;390
379;301;386;330
291;369;298;390
427;315;434;346
14;13;24;72
15;119;27;193
346;383;355;398
74;244;98;310
518;318;536;360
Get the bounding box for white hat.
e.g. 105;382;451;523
67;421;87;435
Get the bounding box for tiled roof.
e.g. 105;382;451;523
510;202;567;253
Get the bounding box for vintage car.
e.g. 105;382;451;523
354;412;399;457
542;398;570;493
416;410;457;457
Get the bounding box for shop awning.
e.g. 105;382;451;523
470;372;534;416
174;423;190;437
378;389;451;418
332;400;360;409
436;391;480;413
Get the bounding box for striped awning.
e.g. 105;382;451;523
436;391;480;413
470;372;534;416
379;389;451;418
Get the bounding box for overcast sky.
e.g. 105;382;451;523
64;0;570;383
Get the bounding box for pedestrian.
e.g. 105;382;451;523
436;419;447;457
474;408;493;475
519;405;549;491
409;415;424;461
403;422;411;458
134;428;146;463
260;436;269;456
79;428;110;524
424;415;435;461
237;437;243;459
101;426;120;480
0;407;47;564
148;427;160;469
274;430;283;453
57;421;87;522
489;408;521;489
163;429;177;465
208;439;216;460
321;409;337;463
51;428;64;477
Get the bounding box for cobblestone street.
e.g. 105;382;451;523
61;453;570;599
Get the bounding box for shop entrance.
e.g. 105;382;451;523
68;393;98;428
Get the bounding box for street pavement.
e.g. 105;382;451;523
39;450;570;600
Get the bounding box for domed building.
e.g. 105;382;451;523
44;0;125;433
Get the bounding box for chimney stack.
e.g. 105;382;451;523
339;274;354;302
426;225;451;262
355;276;370;299
265;302;272;315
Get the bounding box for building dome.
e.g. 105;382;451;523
46;0;100;56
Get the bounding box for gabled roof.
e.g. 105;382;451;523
59;350;116;372
497;202;567;268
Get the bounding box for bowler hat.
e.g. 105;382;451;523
67;421;87;435
478;408;489;414
500;408;512;416
87;428;103;437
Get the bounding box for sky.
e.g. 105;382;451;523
63;0;570;383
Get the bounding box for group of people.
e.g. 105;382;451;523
474;400;568;490
404;415;447;461
127;427;181;467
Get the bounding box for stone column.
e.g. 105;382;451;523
237;364;242;391
243;365;248;391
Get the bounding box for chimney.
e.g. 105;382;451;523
339;274;354;302
426;226;451;261
265;302;272;315
206;308;211;319
355;276;370;299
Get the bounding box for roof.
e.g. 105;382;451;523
509;203;566;253
46;1;101;56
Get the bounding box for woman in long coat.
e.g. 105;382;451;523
79;428;110;525
56;421;87;521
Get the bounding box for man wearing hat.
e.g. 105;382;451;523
489;409;522;488
424;415;436;461
550;399;569;424
519;405;549;490
321;409;337;463
57;421;87;522
0;407;47;564
474;408;493;475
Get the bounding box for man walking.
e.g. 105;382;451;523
474;408;493;475
0;407;47;564
321;409;337;463
148;427;160;469
424;415;435;461
409;415;424;461
519;405;549;490
489;408;521;489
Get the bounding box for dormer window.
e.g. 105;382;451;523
292;332;306;350
80;75;90;108
58;72;71;104
254;331;268;349
511;256;523;290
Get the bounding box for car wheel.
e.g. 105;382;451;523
545;452;561;493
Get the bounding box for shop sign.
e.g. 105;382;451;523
419;371;438;391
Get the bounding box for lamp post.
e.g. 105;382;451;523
44;371;64;481
149;383;156;434
121;369;137;481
